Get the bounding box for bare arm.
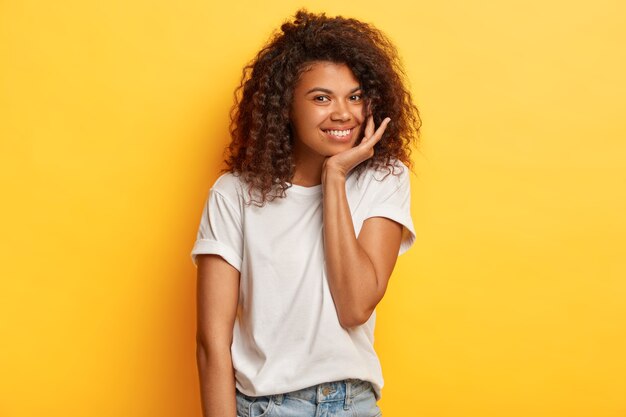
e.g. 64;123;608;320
196;254;240;417
322;116;403;328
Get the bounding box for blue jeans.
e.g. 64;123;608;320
235;378;382;417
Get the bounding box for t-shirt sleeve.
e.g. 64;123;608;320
190;189;243;270
364;166;416;255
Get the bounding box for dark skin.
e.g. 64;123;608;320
290;61;401;326
196;61;403;416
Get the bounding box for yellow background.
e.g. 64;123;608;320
1;0;625;416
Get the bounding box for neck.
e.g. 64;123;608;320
291;153;326;187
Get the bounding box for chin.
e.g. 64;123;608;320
325;144;355;156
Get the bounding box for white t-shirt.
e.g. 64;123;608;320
190;160;416;401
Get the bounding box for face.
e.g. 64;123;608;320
289;61;366;166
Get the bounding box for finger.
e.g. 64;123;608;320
367;117;391;146
363;115;375;141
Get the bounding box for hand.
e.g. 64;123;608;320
322;115;391;181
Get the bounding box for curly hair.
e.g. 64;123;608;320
226;9;421;204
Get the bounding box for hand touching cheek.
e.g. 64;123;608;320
322;115;391;181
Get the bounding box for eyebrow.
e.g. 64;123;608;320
305;86;362;95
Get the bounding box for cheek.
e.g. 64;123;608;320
310;107;331;123
296;109;330;131
353;105;366;123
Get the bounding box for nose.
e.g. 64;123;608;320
330;101;352;122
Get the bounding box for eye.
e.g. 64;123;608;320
349;94;362;102
313;95;330;102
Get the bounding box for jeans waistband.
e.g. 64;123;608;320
271;378;372;406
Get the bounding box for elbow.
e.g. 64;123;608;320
196;332;208;353
196;335;208;363
195;334;231;362
196;341;233;375
338;306;374;329
195;340;208;372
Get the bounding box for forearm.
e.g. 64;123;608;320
322;170;380;328
196;342;237;417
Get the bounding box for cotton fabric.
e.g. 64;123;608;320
191;161;415;401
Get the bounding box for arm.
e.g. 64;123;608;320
196;254;240;417
322;116;403;328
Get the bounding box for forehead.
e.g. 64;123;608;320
294;61;360;91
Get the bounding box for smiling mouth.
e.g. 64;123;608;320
322;128;354;139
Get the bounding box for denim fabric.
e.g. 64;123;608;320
235;378;382;417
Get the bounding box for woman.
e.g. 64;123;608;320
191;9;420;417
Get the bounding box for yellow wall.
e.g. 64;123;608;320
1;0;625;416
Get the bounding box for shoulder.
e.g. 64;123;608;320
372;159;410;181
210;172;247;206
353;159;411;191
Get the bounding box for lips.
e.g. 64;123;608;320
321;127;356;141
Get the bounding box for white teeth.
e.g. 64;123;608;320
326;129;351;137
